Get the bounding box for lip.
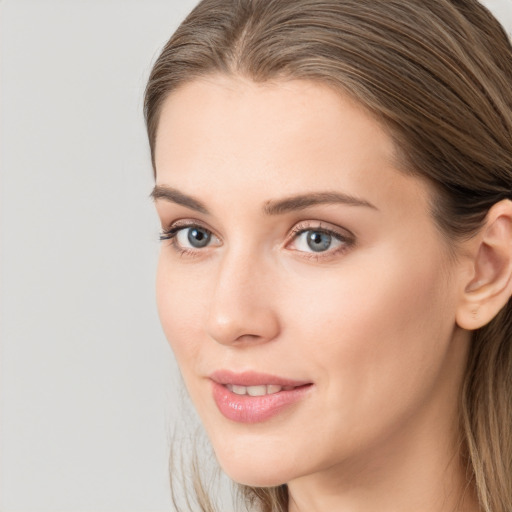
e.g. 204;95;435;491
209;370;310;387
209;370;313;423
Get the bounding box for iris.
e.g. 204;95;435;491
307;231;332;252
188;227;211;248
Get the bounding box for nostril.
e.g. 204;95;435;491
235;333;265;342
206;310;280;346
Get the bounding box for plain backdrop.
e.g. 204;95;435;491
0;0;511;511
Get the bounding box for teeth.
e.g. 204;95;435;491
231;385;247;395
226;384;285;396
247;385;267;396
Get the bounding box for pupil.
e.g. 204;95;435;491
188;228;211;248
307;231;331;252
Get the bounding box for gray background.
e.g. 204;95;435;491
0;0;510;510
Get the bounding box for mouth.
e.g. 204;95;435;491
209;370;313;423
225;383;299;396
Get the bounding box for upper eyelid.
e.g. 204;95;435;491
288;221;355;240
162;219;218;236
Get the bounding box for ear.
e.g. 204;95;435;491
456;199;512;330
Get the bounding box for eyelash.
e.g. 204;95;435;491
287;222;354;261
159;220;355;260
159;221;217;258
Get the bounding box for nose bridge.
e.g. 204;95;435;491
206;243;280;346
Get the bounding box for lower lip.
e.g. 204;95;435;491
211;381;312;423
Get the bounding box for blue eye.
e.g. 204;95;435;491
292;228;345;254
160;224;218;250
305;231;332;252
181;227;211;248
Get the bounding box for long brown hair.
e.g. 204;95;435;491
144;1;512;510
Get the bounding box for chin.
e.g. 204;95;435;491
213;447;295;487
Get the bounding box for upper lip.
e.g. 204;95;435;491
209;370;311;387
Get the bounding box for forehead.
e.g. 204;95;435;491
154;75;431;217
155;75;396;167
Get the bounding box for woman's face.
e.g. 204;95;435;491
153;77;471;487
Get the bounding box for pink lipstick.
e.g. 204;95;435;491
210;370;313;423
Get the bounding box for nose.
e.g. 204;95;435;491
205;251;281;346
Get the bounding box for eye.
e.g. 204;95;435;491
160;223;220;251
287;223;354;257
294;229;343;253
177;226;212;248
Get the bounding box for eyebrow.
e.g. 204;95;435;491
151;185;377;215
151;185;209;214
263;191;377;215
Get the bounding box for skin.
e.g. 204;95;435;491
153;76;481;512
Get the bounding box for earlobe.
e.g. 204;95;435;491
456;199;512;330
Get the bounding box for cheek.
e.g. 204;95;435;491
285;245;451;344
283;246;457;430
156;254;208;365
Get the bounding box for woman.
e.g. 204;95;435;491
144;1;512;511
